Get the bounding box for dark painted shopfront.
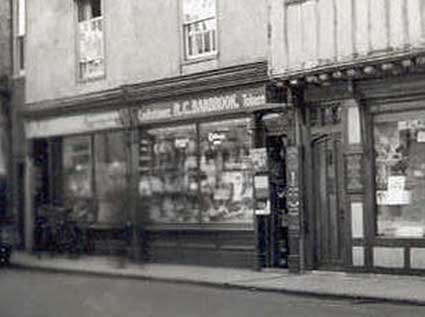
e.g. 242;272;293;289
23;62;299;270
272;54;425;275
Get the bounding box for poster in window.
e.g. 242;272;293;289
250;148;268;172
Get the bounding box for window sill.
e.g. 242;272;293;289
145;222;254;232
182;52;218;66
375;235;425;240
77;73;106;84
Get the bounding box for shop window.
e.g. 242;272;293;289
139;125;199;223
77;0;104;80
199;119;254;223
137;118;255;225
94;131;128;224
63;136;93;200
374;115;425;238
182;0;217;60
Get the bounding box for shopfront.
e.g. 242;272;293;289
23;67;294;269
285;61;425;275
132;85;290;268
362;75;425;274
24;109;133;253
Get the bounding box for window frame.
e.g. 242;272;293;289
182;0;218;61
14;0;26;77
75;0;106;82
372;109;425;239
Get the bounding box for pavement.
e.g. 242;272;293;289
9;251;425;306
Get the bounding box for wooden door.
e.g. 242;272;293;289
312;133;345;268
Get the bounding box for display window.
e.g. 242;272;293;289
199;118;254;223
138;118;255;225
61;131;129;225
63;136;93;199
374;112;425;238
94;131;128;224
139;125;200;223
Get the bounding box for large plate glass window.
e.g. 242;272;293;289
138;125;199;223
183;0;217;59
94;131;128;224
199;118;254;223
374;112;425;238
77;0;104;80
63;136;93;202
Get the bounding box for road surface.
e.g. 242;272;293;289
0;269;424;317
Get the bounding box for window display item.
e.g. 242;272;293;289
138;118;255;224
199;118;254;223
138;125;199;223
63;136;92;199
374;116;425;237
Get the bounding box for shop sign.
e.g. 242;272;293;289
175;138;189;148
254;175;269;191
137;87;266;123
25;110;124;138
208;132;226;145
417;131;425;143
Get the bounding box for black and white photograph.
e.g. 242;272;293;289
3;0;425;316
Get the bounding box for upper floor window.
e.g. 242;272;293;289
15;0;26;75
77;0;105;80
182;0;217;60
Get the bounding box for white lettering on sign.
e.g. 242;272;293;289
208;132;226;143
137;89;265;123
173;95;240;117
138;107;172;121
242;93;266;108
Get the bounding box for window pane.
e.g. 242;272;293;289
374;118;425;237
188;34;193;56
195;33;203;54
199;118;254;223
204;26;211;52
78;0;101;22
95;131;128;224
138;125;199;223
183;0;217;59
63;136;92;200
18;36;25;71
78;3;104;79
17;0;26;36
183;0;216;23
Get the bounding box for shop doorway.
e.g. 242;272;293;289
257;135;289;268
312;132;345;269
